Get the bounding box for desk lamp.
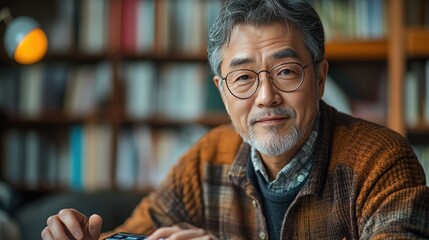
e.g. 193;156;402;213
0;7;48;64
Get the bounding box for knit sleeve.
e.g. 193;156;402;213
99;145;204;239
356;138;429;239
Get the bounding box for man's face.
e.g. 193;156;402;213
214;23;327;158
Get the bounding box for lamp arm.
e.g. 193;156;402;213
0;8;13;25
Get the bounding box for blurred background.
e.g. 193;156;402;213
0;0;428;239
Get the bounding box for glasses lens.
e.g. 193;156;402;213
271;63;304;92
225;70;258;98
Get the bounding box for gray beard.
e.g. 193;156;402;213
245;123;302;156
234;107;304;156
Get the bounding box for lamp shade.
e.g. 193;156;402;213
4;16;48;64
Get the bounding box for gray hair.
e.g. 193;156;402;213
207;0;325;77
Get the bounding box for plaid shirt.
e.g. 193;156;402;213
101;102;429;240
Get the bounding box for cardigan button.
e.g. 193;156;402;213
259;231;266;240
252;200;257;207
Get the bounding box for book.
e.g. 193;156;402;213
155;0;171;52
205;73;226;113
45;0;75;53
205;0;223;37
94;125;113;190
322;75;352;115
46;140;59;187
116;128;139;189
64;64;111;117
136;0;156;52
73;66;96;116
310;0;386;40
4;130;25;185
93;61;113;108
83;124;97;190
19;64;44;118
83;124;112;191
70;125;84;190
24;131;40;189
178;64;206;119
152;129;179;185
0;68;20;114
107;0;122;51
42;63;69;113
151;126;208;186
121;0;139;52
405;68;420;128
123;61;156;118
133;126;154;188
158;63;207;120
367;0;385;39
79;0;107;52
58;137;71;188
413;145;429;186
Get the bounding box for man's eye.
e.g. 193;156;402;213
233;74;255;83
236;75;252;81
276;67;299;79
278;68;293;75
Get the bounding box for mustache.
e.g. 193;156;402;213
248;107;296;125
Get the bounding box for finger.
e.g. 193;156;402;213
41;226;54;240
88;214;103;239
147;225;182;240
188;236;212;240
46;215;75;239
175;222;197;230
58;209;86;240
167;228;207;240
191;236;212;240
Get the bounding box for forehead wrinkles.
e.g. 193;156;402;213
220;24;304;74
228;47;299;69
229;23;292;47
226;24;300;54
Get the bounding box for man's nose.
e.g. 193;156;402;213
255;72;280;106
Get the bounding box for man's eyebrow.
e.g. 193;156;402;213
229;57;254;68
271;48;299;59
228;48;298;68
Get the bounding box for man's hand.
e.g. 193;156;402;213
146;223;218;240
41;208;102;240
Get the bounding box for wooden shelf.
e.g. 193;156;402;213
2;112;230;128
45;52;111;63
120;112;230;128
46;51;209;63
122;51;208;62
326;39;387;60
46;39;399;63
406;27;429;57
2;112;110;128
407;126;429;144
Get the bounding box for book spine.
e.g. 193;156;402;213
70;125;84;190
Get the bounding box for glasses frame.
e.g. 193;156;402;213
221;62;313;99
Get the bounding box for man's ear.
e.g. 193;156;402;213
316;59;329;99
213;75;222;92
213;75;230;114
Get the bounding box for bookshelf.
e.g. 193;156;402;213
1;0;429;192
326;40;388;60
0;0;227;191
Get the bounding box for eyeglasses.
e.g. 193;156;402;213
221;62;312;99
